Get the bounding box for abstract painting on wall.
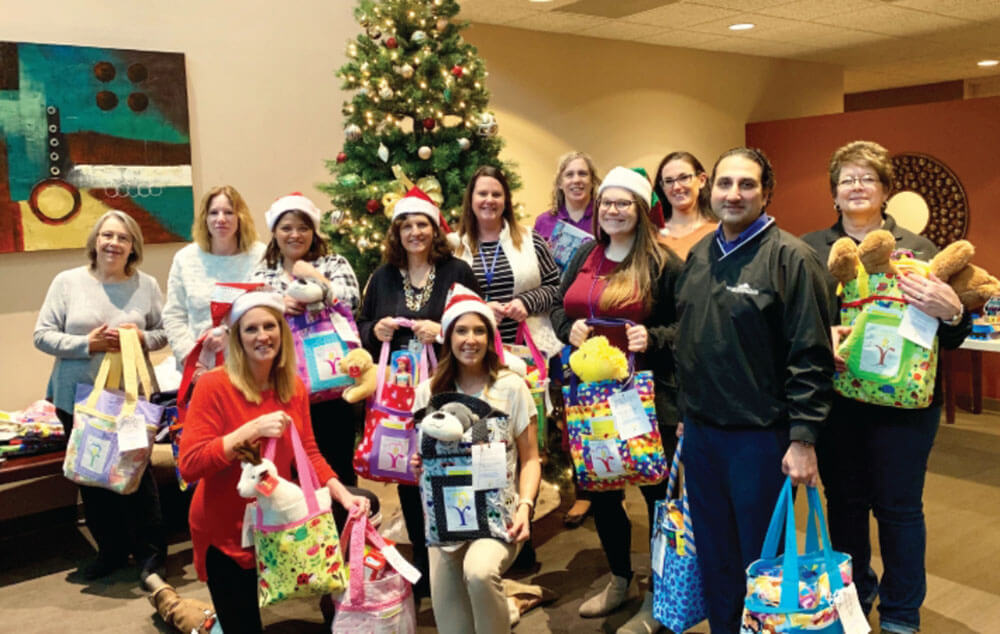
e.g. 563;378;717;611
0;41;192;253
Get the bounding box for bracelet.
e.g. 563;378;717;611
942;306;963;326
517;497;535;509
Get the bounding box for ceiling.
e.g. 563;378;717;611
458;0;1000;93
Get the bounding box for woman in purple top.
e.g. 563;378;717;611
534;152;601;271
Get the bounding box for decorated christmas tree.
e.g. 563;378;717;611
321;0;520;284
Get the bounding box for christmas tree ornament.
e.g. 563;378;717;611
329;208;345;225
458;137;471;150
340;173;360;188
336;151;348;163
476;112;498;137
367;26;382;40
366;199;381;214
377;143;389;162
450;65;464;78
379;84;394;99
423;117;436;131
418;146;432;160
397;63;414;78
443;87;452;102
385;36;398;49
436;18;449;32
344;123;362;141
411;30;427;44
359;15;370;28
358;237;370;250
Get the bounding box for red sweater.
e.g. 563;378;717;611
178;368;337;581
562;247;649;351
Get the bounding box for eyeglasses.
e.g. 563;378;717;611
598;198;634;211
661;173;694;188
837;175;880;189
98;231;132;244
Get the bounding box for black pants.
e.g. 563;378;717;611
310;398;362;487
57;408;166;568
206;545;263;634
398;483;429;595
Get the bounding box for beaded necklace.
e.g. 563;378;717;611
403;265;435;312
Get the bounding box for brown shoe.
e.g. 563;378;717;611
563;499;591;528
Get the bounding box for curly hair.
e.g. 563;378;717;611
382;214;452;268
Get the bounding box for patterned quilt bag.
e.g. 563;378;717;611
416;393;516;546
353;319;436;484
288;299;362;403
503;322;551;451
741;478;858;633
835;260;937;409
254;424;347;607
64;328;162;494
652;437;707;632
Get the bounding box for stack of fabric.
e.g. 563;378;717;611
0;400;66;459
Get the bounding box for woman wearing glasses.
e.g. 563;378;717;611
801;141;969;634
652;151;715;260
550;167;683;632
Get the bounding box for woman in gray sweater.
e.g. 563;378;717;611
34;210;168;581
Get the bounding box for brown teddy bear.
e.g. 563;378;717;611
337;347;378;403
145;573;217;634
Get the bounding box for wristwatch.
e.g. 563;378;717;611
942;306;963;326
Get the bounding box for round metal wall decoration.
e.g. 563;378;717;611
890;153;968;249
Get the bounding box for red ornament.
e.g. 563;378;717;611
450;65;464;78
336;152;347;163
385;37;398;49
423;117;436;130
366;199;381;213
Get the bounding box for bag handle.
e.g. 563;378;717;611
665;436;697;554
565;318;637;405
86;350;122;409
515;322;548;381
373;318;438;402
257;421;323;526
119;327;142;418
340;507;393;607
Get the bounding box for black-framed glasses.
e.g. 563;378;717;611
598;198;634;211
661;173;694;188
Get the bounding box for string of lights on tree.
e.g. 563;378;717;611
320;0;521;283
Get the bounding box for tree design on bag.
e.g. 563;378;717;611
875;337;896;366
450;490;473;526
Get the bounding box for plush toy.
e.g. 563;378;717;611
337;347;377;403
235;440;331;526
414;393;502;444
569;335;629;383
145;572;219;634
286;277;326;312
827;238;862;286
856;230;897;276
929;240;1000;311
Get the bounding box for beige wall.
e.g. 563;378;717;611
0;5;842;410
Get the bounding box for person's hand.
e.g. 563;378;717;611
508;504;532;543
504;299;529;322
340;491;371;516
830;326;852;373
898;272;962;321
625;324;648;353
192;361;209;383
782;441;818;487
283;294;305;316
675;422;684;438
202;326;227;355
412;320;441;345
291;259;321;281
569;320;593;348
409;453;423;479
87;324;121;353
487;301;506;324
242;411;291;443
374;317;399;342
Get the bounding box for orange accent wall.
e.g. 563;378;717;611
747;95;1000;401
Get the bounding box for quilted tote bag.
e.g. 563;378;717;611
353;319;435;484
332;507;418;634
504;322;550;450
741;478;856;633
254;424;347;607
652;437;707;632
834;258;937;409
562;320;668;491
288;298;362;403
64;328;162;494
416;392;515;546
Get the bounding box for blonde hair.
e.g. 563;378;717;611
225;305;298;404
593;191;666;311
549;151;601;215
86;210;144;276
192;185;259;253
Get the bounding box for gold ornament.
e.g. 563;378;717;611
418;145;432;160
381;165;444;218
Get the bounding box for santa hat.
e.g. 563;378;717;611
392;186;451;232
440;283;496;336
209;283;267;327
265;192;322;232
228;289;285;326
598;166;653;208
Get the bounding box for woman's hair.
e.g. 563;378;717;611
225;305;298;404
86;210;145;276
652;151;714;222
382;214;452;268
263;209;329;268
457;166;523;255
592;189;666;312
192;185;258;254
549;151;601;216
430;312;502;395
828;140;894;198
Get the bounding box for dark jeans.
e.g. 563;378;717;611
818;396;939;632
206;545;263;634
684;421;789;634
310;398;363;487
398;483;430;596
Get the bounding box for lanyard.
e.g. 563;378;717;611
477;242;502;298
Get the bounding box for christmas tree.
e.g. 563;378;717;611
321;0;520;284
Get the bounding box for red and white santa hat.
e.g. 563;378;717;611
392;186;452;232
265;192;323;232
440;283;496;336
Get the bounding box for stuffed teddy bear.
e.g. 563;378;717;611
414;393;503;444
286;277;326;312
145;572;219;634
569;335;629;383
337;347;377;403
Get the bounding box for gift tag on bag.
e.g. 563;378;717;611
116;413;148;452
651;533;666;576
609;389;652;440
833;582;872;634
383;545;422;584
899;305;937;349
472;442;506;491
241;502;257;547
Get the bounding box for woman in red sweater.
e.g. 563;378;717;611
179;290;370;633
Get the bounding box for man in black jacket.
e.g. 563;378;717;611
673;148;834;632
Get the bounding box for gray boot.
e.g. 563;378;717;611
616;591;662;633
579;575;637;618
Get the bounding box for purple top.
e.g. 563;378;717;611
533;202;595;241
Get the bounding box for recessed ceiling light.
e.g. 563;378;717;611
978;59;999;67
529;0;554;3
728;23;755;31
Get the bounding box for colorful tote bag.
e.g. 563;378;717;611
416;392;516;546
504;322;551;450
332;508;418;634
562;322;668;491
288;299;362;403
652;437;707;632
254;424;347;607
741;478;855;633
835;260;937;409
64;328;162;494
353;319;435;484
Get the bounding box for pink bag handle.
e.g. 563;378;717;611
515;322;548;381
341;506;391;607
373;318;438;402
257;422;323;526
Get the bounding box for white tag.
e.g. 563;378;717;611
898;305;937;349
471;442;507;490
116;413;148;452
608;389;652;440
382;545;422;585
241;502;256;547
651;534;666;576
588;439;626;477
833;583;872;634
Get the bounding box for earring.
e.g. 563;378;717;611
834;203;841;214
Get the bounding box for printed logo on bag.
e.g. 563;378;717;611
376;437;411;472
443;486;478;530
858;324;903;376
589;439;625;477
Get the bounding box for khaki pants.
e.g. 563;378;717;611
429;538;522;634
